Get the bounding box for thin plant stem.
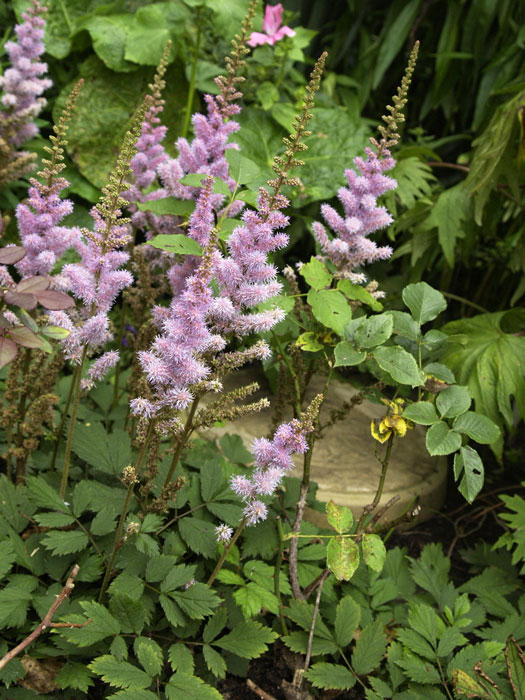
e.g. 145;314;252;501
181;8;202;140
51;369;76;471
207;519;246;586
356;434;394;534
271;330;302;418
15;349;32;483
274;517;288;635
59;348;87;499
302;569;330;677
441;291;489;314
112;301;127;409
162;397;200;491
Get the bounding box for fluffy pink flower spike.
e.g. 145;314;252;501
248;3;295;47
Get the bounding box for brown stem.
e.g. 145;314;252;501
207;519;246;586
274;517;288;635
293;568;330;689
162;397;200;491
427;161;469;173
48;618;91;629
288;445;314;600
246;678;278;700
356;434;394;535
0;564;81;671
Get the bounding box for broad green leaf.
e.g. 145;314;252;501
134;637;163;678
442;311;525;458
149;234;203;256
453;411;501;444
352;619;387;675
454;446;484;503
436;385;471;418
72;424;132;474
388;310;421;340
437;627;468;657
166;672;223;700
256;80;279;110
304;663;356;690
203;645;227;679
55;661;94;692
426;422;462;456
334;596;361;648
424;362;455;384
161;565;197;593
326;500;353;534
373;0;421;88
334;341;367;367
88;655;151;689
203;607;228;644
168;643;195;674
307;289;352;336
300;257;333;290
225;149;260;185
124;5;170;65
403;401;440;425
395;651;441;684
178;517;218;558
214;621;278;659
109;594;145;635
373;345;425;387
327;536;359;581
42;530;89;555
170;583;221;620
82;14;136;72
26;476;70;511
219;434;252;464
338;279;383;311
361;534;386;573
354;314;393;349
296;332;324;352
179;174;230;197
137;199;195;216
402;282;447;325
421;184;470;265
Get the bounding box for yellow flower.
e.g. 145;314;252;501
371;398;413;443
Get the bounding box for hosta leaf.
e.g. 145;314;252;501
327;536;359;581
351;620;387;675
88;655;151;689
304;663;356;690
402;282;447;325
334;596;361;648
425;422;462;456
214;621;278;659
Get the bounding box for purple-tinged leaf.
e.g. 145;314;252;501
4;291;37;310
0;314;11;329
34;290;75;310
14;309;38;332
0;246;26;265
16;276;50;293
8;327;48;350
0;337;18;368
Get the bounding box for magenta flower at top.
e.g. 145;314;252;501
248;4;295;47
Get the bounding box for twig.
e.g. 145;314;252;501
294;569;330;690
366;495;400;532
246;678;278;700
0;564;81;671
48;618;91;628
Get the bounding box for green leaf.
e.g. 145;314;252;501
307;289;352;336
161;564;197;593
402;282;447;325
225;149;260;185
219;434;252;464
334;596;361;648
137;199;195;216
178;517;218;558
107;690;158;700
166;673;223;700
110;636;129;662
408;603;440;646
454;446;484;503
352;619;387;675
327;536;359;581
373;0;421;88
72;481;92;516
149;234;203;256
88;655;151;689
304;663;356;690
203;644;227;679
134;637;163;678
403;401;440;425
41;530;89;555
300;257;333;290
214;621;278;659
338;279;383;311
297;332;324;353
203;607;228;644
285;599;333;640
233;582;279;617
82;14;136;72
362;534;386;573
168;643;195;675
145;555;178;583
424;362;455;384
442;311;525;458
326;500;353;534
421;185;469;265
124;5;170;65
373;345;425;387
453;411;501;444
200;460;225;502
60;601;121;647
0;577;37;627
109;594;145;634
0;541;15;580
72;424;132;474
426;422;462;456
388;310;421;340
436;385;471;419
26;476;70;511
395;651;441;684
354;314;393;349
55;661;94;692
333;342;367;367
437;627;467;657
396;629;435;661
170;583;221;620
282;631;339;656
160;595;185;628
506;638;525;700
108;573;144;601
216;569;245;586
91;506;118;535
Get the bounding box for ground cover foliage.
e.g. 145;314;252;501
0;0;524;698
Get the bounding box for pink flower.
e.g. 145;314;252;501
248;4;295;47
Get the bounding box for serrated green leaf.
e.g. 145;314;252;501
168;643;194;676
0;577;37;627
110;636;129;662
327;536;359;581
33;511;76;528
421;185;469;265
55;662;94;692
436;385;471;419
338;279;383;311
453;411;501;444
454;446;484;503
396;628;435;661
403;401;439;425
402;282;447;325
300;257;333;290
203;644;227;679
109;594;145;634
72;424;132;474
88;655;151;689
203;607;228;644
425;422;462;456
285;599;333;640
214;621;278;659
0;541;16;580
408;603;440;646
90;506;118;535
437;627;468;657
134;637;163;678
170;583;221;620
60;601;120;646
72;480;92;516
160;564;197;593
41;529;89;555
282;631;339;656
137;198;195;216
326;500;353;534
107;690;158;700
351;619;387;675
149;234;203;256
225;149;260;185
304;662;356;690
26;476;70;511
334;341;367;367
354;314;393;349
373;345;425;387
362;534;386;573
334;596;361;648
160;595;185;628
108;573;144;601
395;651;441;684
166;672;223;700
233;582;279;617
145;554;178;583
178;517;218;558
216;569;245;586
388;310;421;340
307;289;353;336
200;460;225;502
